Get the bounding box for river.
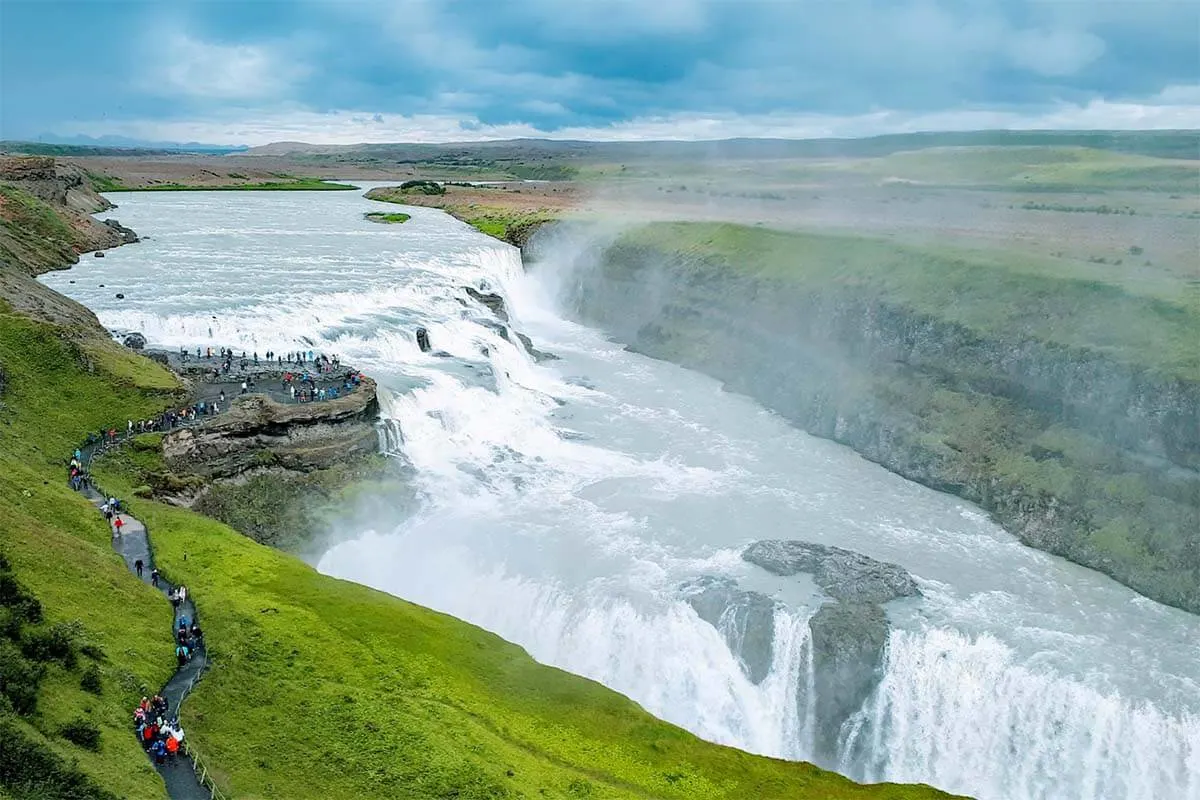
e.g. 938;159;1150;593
40;187;1200;800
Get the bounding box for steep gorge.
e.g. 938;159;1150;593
546;223;1200;613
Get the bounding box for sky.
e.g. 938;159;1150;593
1;0;1198;146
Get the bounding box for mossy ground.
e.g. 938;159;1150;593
0;291;955;796
365;211;412;224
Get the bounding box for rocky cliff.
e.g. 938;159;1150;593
163;380;380;479
0;156;135;275
552;224;1200;613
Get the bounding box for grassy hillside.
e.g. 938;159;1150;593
0;269;954;797
625;222;1200;380
0;305;182;799
0;185;85;274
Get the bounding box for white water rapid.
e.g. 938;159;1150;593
42;188;1200;800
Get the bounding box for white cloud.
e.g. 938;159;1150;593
145;32;308;100
58;89;1200;147
1007;28;1106;76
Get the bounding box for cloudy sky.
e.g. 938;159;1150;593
2;0;1198;145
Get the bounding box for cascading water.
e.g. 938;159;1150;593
41;187;1200;800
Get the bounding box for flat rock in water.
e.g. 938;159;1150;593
743;540;919;605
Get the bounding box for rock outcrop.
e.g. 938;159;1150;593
465;286;509;321
682;576;778;684
742;540;920;763
744;541;921;605
163;379;380;479
807;601;889;761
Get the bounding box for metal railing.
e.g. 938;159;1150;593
188;746;229;800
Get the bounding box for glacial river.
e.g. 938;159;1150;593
42;188;1200;800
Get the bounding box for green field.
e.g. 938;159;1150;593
121;178;360;192
624;222;1200;381
0;273;954;799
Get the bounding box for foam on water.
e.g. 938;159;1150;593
41;189;1200;800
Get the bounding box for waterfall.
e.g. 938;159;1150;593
839;628;1200;800
43;191;1200;800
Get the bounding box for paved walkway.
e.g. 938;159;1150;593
79;445;218;800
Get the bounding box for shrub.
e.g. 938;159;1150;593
0;717;121;800
59;718;101;751
0;641;45;714
0;607;21;640
79;642;106;662
80;663;103;695
22;622;78;669
398;179;445;195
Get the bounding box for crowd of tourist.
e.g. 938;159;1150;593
134;695;187;765
282;368;366;403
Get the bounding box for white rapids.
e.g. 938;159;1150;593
41;187;1200;800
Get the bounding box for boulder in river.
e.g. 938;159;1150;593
123;332;147;350
101;217;139;243
681;576;778;684
807;601;889;761
743;540;920;604
94;250;104;257
742;539;921;765
464;286;509;322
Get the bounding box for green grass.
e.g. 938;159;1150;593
0;307;182;799
126;178;359;192
848;146;1200;192
0;289;956;797
84;173;127;193
621;222;1200;381
365;211;411;224
448;206;559;247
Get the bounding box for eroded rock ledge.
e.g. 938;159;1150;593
163;378;380;479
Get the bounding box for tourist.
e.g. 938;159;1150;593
151;568;159;588
175;643;189;666
135;558;144;578
240;380;248;394
151;737;167;765
113;516;124;535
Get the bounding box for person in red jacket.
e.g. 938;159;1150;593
113;516;124;535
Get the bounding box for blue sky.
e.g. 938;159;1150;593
2;0;1198;145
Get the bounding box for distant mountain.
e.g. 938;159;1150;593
3;134;249;155
243;130;1200;161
